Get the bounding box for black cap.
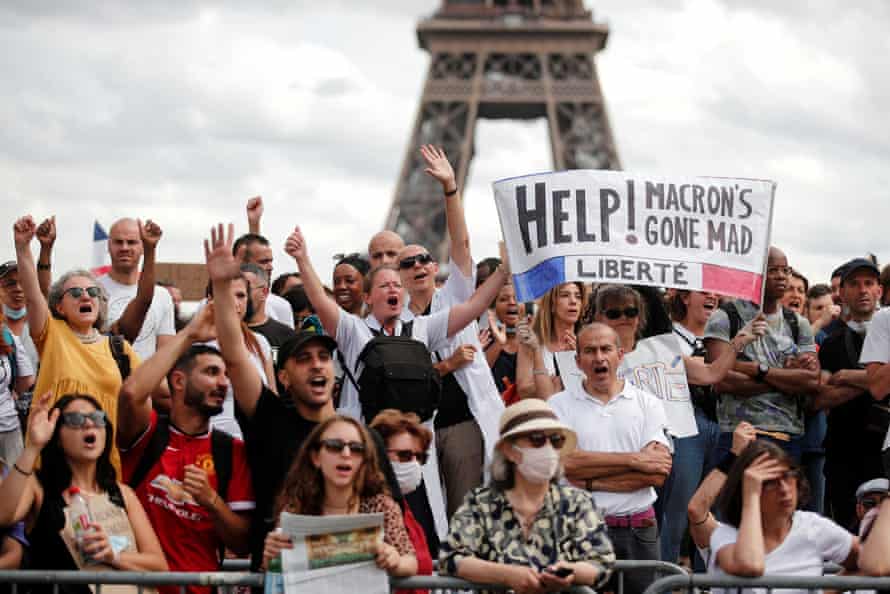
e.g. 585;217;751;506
0;261;17;278
840;258;880;286
278;331;337;364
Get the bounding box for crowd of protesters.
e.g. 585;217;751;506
1;144;890;594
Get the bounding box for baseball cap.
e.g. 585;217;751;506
840;258;880;286
277;331;337;364
856;478;889;499
0;261;18;278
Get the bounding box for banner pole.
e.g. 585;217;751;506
758;182;778;313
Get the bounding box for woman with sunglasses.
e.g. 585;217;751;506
0;392;167;584
709;440;857;589
262;415;418;576
440;398;614;593
13;216;141;471
370;410;435;594
515;282;586;399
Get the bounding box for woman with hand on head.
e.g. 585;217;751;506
0;392;166;590
515;282;586;399
440;399;614;594
479;283;523;395
262;415;418;577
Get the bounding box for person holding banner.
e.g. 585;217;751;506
515;281;586;399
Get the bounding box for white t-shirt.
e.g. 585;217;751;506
203;334;271;440
99;276;175;360
539;345;586;395
0;335;35;432
335;309;450;420
550;381;671;516
266;294;295;329
708;511;853;594
859;307;890;450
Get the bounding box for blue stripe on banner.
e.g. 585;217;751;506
93;221;108;241
512;256;566;302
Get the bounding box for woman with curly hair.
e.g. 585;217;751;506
262;415;418;577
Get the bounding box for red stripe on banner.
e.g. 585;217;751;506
90;265;111;277
702;264;763;303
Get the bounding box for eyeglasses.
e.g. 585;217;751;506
64;286;101;299
398;253;434;269
319;438;366;457
763;469;800;491
518;432;567;450
388;449;429;465
61;411;107;428
603;307;639;320
860;495;887;509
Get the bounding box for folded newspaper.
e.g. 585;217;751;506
279;512;388;594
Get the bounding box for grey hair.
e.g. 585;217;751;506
47;269;109;331
240;262;269;285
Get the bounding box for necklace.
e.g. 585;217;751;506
74;328;100;344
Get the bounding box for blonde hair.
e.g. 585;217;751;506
531;282;586;344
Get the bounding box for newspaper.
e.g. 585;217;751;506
279;512;388;594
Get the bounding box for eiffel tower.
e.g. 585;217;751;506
385;0;621;260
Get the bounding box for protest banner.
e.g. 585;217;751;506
619;333;697;437
494;170;776;302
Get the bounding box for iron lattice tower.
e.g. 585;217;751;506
385;0;621;260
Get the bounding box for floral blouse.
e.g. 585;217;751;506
440;483;614;586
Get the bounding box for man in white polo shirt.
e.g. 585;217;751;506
550;322;672;594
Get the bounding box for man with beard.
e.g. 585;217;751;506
204;223;402;571
116;306;253;587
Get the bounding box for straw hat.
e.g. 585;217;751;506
496;399;577;455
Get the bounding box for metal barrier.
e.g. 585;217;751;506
643;573;890;594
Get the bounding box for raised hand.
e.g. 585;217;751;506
488;310;508;345
13;216;36;249
25;392;59;451
420;145;457;192
731;421;757;455
186;302;217;343
36;216;56;249
140;219;162;250
516;316;539;351
742;452;787;495
203;223;241;282
246;196;264;228
284;226;307;262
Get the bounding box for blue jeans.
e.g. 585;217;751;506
658;408;721;566
715;429;803;464
800;411;827;514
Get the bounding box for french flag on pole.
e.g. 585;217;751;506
91;221;111;277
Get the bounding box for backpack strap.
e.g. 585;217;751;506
338;349;360;392
108;481;127;510
719;301;744;340
782;307;800;345
108;335;132;381
127;416;171;491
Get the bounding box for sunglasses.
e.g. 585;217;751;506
61;411;107;428
603;307;639;320
0;261;16;279
398;253;433;270
519;432;567;450
763;469;800;491
388;449;429;465
319;438;366;457
64;286;102;299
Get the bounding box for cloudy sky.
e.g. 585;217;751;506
1;0;887;289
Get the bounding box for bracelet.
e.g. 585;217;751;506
37;263;51;271
690;512;711;527
12;462;33;477
716;451;738;474
444;186;458;197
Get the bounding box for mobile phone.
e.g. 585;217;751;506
545;567;573;578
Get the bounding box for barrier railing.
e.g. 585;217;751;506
643;573;890;594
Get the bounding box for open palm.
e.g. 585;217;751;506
204;223;241;281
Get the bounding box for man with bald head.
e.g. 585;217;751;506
550;323;672;594
368;230;405;269
99;218;175;359
704;246;819;463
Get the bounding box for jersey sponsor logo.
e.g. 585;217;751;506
149;474;198;507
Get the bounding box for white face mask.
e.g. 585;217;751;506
2;305;25;321
392;460;422;494
513;444;560;484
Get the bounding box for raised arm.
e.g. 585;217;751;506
117;305;215;448
420;145;471;277
12;217;48;341
246;196;263;235
35;216;56;299
284;226;342;337
205;223;264;419
515;317;561;399
113;220;160;343
446;265;509;338
685;316;765;386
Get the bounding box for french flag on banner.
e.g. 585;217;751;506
91;221;111;277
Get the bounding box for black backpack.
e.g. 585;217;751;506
342;321;441;423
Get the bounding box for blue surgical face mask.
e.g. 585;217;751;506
2;305;25;320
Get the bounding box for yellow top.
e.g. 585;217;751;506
33;316;141;472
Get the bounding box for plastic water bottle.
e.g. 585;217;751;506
264;556;285;594
68;487;97;566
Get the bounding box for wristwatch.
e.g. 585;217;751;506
754;363;769;382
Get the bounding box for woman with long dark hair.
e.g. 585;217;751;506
262;415;417;577
0;392;166;585
709;440;857;590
